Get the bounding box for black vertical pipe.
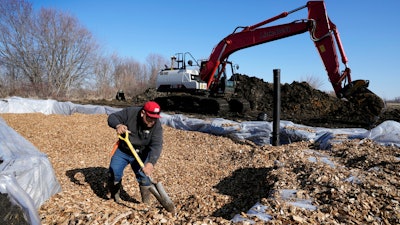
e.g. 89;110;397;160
272;69;281;146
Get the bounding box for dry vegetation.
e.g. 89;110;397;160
1;113;399;224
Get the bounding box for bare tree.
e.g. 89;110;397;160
112;56;146;98
36;8;98;97
0;63;25;97
0;0;98;98
1;0;169;100
91;53;165;100
0;0;41;95
146;53;168;88
92;54;116;99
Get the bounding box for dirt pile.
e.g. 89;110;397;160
129;74;388;128
232;74;379;128
75;74;397;128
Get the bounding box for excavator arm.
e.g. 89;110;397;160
200;1;383;117
307;1;350;97
201;20;312;91
155;0;383;124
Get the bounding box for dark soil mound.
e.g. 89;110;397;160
78;74;397;129
231;74;380;128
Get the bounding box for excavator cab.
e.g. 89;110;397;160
204;59;238;96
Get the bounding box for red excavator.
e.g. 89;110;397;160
155;1;384;119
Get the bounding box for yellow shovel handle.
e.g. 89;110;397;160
118;131;145;168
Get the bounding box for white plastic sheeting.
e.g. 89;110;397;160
161;114;400;148
0;176;41;225
1;96;400;224
0;117;61;225
0;96;119;115
2;96;399;147
231;202;272;223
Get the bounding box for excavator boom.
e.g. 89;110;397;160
155;0;384;123
201;1;351;97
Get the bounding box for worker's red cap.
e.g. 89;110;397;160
143;101;161;118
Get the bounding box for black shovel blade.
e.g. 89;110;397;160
149;182;175;213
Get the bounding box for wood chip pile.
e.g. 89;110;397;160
1;113;399;224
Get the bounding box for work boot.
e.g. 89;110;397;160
109;181;121;203
140;185;152;204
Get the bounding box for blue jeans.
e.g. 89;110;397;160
108;148;151;186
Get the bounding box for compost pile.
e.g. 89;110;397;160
231;74;381;128
1;113;399;224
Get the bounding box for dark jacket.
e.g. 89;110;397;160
107;106;163;165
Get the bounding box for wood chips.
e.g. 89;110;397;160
1;113;399;225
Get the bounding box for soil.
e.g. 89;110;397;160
0;193;29;225
77;74;400;129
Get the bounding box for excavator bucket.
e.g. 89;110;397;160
342;80;385;125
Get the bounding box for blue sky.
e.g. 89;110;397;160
31;0;400;100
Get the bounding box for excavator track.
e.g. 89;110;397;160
154;95;250;115
154;95;228;115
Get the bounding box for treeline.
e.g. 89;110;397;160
387;97;400;103
0;0;167;100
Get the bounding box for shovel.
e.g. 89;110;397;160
118;132;175;213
